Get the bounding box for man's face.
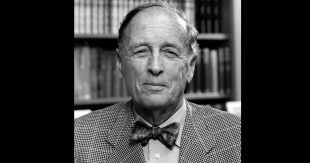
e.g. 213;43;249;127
117;7;196;110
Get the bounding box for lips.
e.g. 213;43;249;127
143;82;167;91
144;83;166;86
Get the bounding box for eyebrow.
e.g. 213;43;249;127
131;41;181;50
162;42;180;49
132;42;149;49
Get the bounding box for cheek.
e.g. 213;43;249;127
165;60;188;83
122;59;145;83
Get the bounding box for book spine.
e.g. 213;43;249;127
98;0;103;34
218;0;222;33
111;0;118;34
217;47;225;95
224;46;231;95
200;0;205;33
74;47;81;99
74;0;79;34
104;0;109;34
213;0;219;33
79;0;85;34
85;0;91;34
195;48;202;93
105;51;112;97
92;0;99;34
90;47;98;99
80;46;91;100
203;48;211;93
99;49;107;98
206;0;212;33
210;49;218;94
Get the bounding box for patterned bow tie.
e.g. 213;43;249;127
130;121;180;149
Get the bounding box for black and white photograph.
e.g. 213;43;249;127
74;0;241;162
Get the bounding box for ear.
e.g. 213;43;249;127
187;54;197;83
116;48;123;78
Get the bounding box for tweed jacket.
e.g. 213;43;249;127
74;100;241;163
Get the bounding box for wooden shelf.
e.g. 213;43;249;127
74;34;118;39
197;33;228;40
74;33;228;41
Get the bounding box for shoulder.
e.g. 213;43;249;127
188;102;241;131
74;101;130;135
188;102;241;161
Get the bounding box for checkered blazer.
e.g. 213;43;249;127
74;100;241;163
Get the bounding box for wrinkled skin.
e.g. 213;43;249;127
117;7;196;125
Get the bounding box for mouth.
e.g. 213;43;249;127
143;82;167;91
144;83;166;86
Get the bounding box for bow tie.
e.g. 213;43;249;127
130;121;180;149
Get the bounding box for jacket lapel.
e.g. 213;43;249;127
178;101;216;163
104;100;146;163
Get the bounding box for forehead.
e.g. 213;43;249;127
124;7;188;45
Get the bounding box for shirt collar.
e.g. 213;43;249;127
133;98;187;148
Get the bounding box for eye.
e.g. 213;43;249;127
162;49;178;58
133;49;149;57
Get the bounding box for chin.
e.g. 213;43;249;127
139;94;171;109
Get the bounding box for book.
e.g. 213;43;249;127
199;0;205;33
104;0;109;34
210;49;218;93
90;47;98;99
216;0;223;33
79;0;85;34
195;48;202;93
74;0;79;34
202;48;211;93
98;0;104;34
111;0;118;34
81;46;91;100
92;0;99;34
98;48;107;98
205;0;212;33
224;46;231;95
212;0;220;33
217;47;225;95
74;47;81;99
85;0;91;34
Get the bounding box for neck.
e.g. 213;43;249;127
133;98;184;126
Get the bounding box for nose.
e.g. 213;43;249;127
147;52;164;76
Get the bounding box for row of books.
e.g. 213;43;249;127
195;0;223;33
74;0;196;35
185;46;232;95
74;46;129;100
74;45;232;100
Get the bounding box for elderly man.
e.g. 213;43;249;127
75;2;241;163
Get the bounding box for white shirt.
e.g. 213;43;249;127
133;99;187;163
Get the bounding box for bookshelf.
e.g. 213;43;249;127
75;33;228;40
74;0;241;111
